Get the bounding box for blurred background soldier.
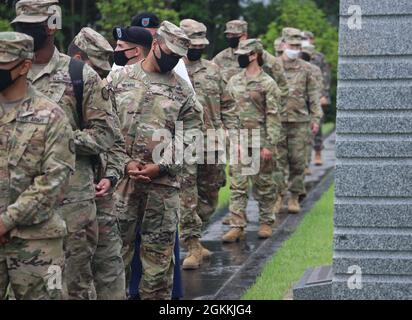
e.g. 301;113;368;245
274;37;284;57
179;19;238;270
213;20;248;84
0;32;75;300
224;39;281;243
273;28;322;215
300;43;324;177
302;31;331;166
68;27;127;300
12;0;116;300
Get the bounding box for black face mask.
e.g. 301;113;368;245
187;48;203;62
154;44;180;73
238;54;251;68
113;47;136;67
0;60;25;92
15;23;48;51
227;37;240;49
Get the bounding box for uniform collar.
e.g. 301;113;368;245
136;60;176;86
0;84;36;125
28;47;61;83
186;58;206;74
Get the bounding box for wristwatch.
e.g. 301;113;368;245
104;176;118;188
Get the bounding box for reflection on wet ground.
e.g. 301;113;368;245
181;133;336;300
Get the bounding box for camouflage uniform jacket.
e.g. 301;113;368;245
278;58;323;124
28;48;116;203
213;47;245;84
95;87;126;187
227;69;282;152
213;46;289;92
262;50;289;102
106;62;204;188
186;58;238;151
311;51;331;102
0;85;75;239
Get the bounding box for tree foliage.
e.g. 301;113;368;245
259;0;338;119
96;0;179;40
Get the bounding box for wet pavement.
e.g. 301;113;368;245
181;132;336;300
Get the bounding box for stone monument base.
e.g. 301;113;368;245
293;265;332;300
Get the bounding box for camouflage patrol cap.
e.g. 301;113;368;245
0;32;34;63
224;20;248;35
12;0;60;24
157;21;190;57
235;39;263;55
274;37;283;52
302;30;314;39
180;19;209;46
282;27;302;45
74;27;113;71
302;43;315;56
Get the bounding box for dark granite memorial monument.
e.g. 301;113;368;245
294;0;412;300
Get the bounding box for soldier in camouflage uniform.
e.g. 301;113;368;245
12;0;116;300
223;39;281;243
273;28;323;215
179;19;238;269
302;31;332;166
107;21;203;300
69;27;127;300
0;32;75;300
300;44;324;177
214;20;288;225
274;37;284;57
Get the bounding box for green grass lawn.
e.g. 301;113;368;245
217;165;231;209
322;122;335;136
241;184;335;300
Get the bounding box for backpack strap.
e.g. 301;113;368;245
69;58;85;129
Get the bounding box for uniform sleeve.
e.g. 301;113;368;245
307;68;323;125
0;109;75;231
219;73;239;130
270;62;289;102
73;67;116;156
264;81;282;152
321;62;332;101
104;111;127;183
158;93;204;177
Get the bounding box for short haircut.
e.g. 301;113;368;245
67;41;88;60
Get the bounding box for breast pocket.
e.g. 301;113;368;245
9;124;44;174
47;82;67;105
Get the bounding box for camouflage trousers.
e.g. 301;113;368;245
306;124;314;168
229;149;276;228
273;122;309;196
180;161;226;241
116;178;179;300
306;116;324;168
92;194;126;300
0;237;66;300
314;116;324;152
59;199;98;300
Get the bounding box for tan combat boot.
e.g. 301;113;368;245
222;227;245;243
288;194;301;214
200;243;212;258
273;194;283;214
258;224;273;239
222;215;232;225
182;238;203;270
314;151;323;166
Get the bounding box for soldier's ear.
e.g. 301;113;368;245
20;60;32;75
